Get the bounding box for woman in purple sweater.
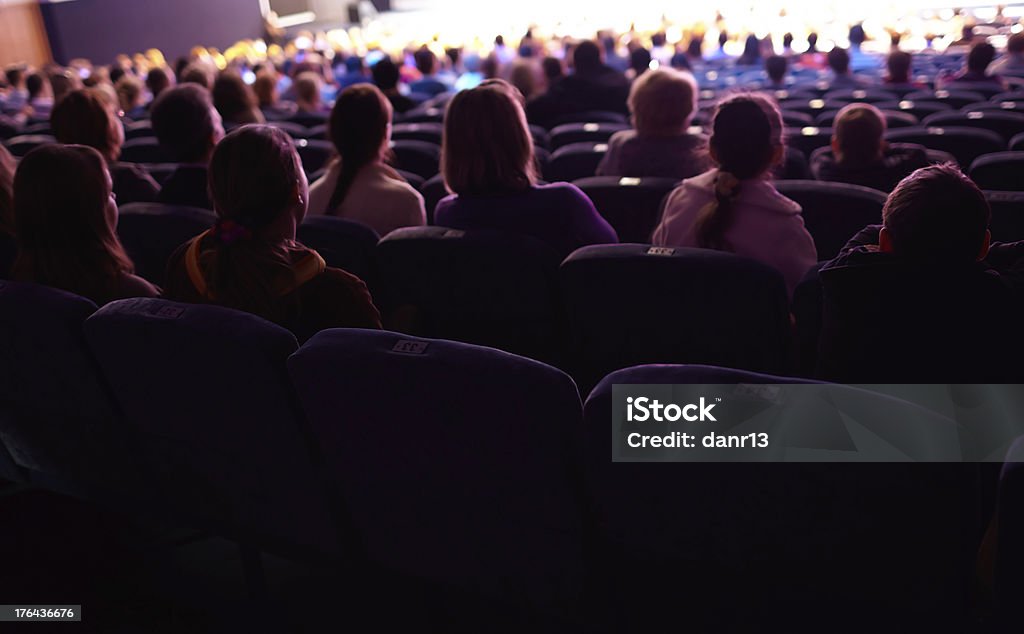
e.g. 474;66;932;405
434;80;617;258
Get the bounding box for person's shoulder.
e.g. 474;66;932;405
536;181;592;206
118;272;161;299
607;128;637;147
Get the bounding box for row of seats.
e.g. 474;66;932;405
0;282;1003;629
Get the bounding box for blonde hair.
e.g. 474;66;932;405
628;69;698;137
442;79;536;196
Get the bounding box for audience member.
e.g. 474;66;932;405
943;41;1007;88
653;93;816;297
436;80;617;257
51;88;161;204
810;103;929;192
371;57;416;114
827;47;867;89
253;69;295;120
765;55;788;89
11;144;159;303
151;84;224;209
410;47;451;97
179;62;216;90
508;59;543;101
991;33;1024;75
48;68;82;106
526;40;630;128
596;69;708;179
291;72;329;124
164;125;381;340
336;56;371;89
212;71;265;126
145;67;173;106
25;73;52;119
115;75;146;119
883;50;925;89
308;84;425;234
737;34;762;66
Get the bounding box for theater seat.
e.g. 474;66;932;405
3;134;55;157
993;437;1024;625
395;106;445;124
986;191;1024;242
784;126;833;157
120;137;174;163
560;245;791;391
389;139;440;179
904;89;987;109
393;168;424;191
780;110;815;127
969;152;1024;191
815;109;919;128
116;203;217;286
922;110;1024;142
573;176;679;242
287;328;586;620
267;121;311;139
548;122;630;150
123;120;154;140
419;174;447;225
138;163;179;186
376;226;564;363
773;180;886;259
83;299;336;555
822;88;900;103
0;282;145;499
545;142;608;182
549;110;627;127
294;138;334;175
1011;132;1024;151
297;216;379;289
390;122;443;145
874;99;953;122
884;126;1005;167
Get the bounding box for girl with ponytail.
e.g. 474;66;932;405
306;84;425;236
652;93;816;297
164;125;381;340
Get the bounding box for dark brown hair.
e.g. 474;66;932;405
326;84;391;213
50;88;123;162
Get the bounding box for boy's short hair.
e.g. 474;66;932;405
833;103;886;165
827;47;851;74
627;68;697;136
151;84;218;163
883;164;990;263
765;56;787;83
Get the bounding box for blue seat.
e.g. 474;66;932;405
120;137;175;163
3;134;55;157
293;138;334;175
297;216;379;289
83;298;336;555
548;122;630;150
376;226;564;363
389;139;440;179
0;282;144;498
969;152;1024;191
773;180;886;259
572;176;679;243
545;142;608;182
874;99;954;122
922;110;1024;142
885;126;1005;167
116;203;217;286
904;89;987;109
287;328;586;615
560;245;791;391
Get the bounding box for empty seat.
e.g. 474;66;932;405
885;126;1005;167
545;142;608;182
83;298;336;554
986;191;1024;242
116;203;216;286
395;106;445;124
823;88;900;103
922;110;1024;142
960;100;1024;115
548;109;627;128
774;145;812;180
969;152;1024;191
777;99;848;116
0;282;143;499
874;99;954;121
573;176;679;243
376;226;564;363
390;122;443;145
288;328;586;617
529;124;551;150
120;137;174;163
774;180;886;259
905;89;987;109
296;216;379;288
4;134;55;157
549;122;630;149
419;173;448;225
815;109;919;128
779;110;815;127
560;245;791;391
139;163;179;186
784;126;833;157
389;139;440;179
293;138;334;175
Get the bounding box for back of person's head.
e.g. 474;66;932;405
345;56;365;74
629;47;652;76
807;32;819;52
26;73;46;100
180;62;215;90
48;69;81;105
371;56;401;91
766;55;787;83
628;68;697;137
849;24;866;47
718;31;729;48
740;34;761;62
967;42;996;74
5;66;25;88
151;83;222;163
891;32;903;48
508;59;540;100
881;164;990;264
213;71;260;124
442;79;535;196
695;94;784;250
115;74;143;112
294;72;322;106
0;145;15;234
828;47;851;74
687;37;703;59
414;46;437;75
1008;33;1024;55
573;40;603;75
887;50;913;83
542;56;564;82
832;103;886;165
204;125;309;314
50;88;124;162
109;67;126;86
326;84;391;212
252;70;278;107
12;144;133;298
146;67;172;100
783;32;794;49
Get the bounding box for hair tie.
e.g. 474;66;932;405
211;218;253;246
715;171;741;199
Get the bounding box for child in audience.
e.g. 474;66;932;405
810;103;930;192
596;68;708;180
818;164;1024;381
307;84;425;236
11;145;159;303
51;88;161;204
164;125;381;341
151;84;224;209
435;80;617;258
652;93;816;297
